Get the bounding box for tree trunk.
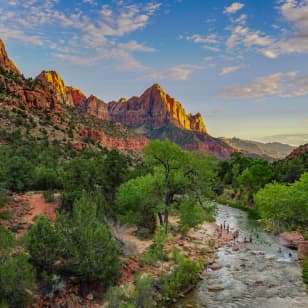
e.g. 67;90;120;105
158;212;163;225
164;208;169;234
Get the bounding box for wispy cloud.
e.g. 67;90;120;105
0;0;161;69
226;25;272;49
224;2;245;14
185;34;218;44
148;64;199;81
261;0;308;58
220;65;241;75
224;71;308;98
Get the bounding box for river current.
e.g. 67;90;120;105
176;204;308;308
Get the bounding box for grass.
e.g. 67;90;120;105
0;211;11;220
215;195;260;219
303;257;308;286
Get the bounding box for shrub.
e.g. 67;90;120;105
25;193;120;295
0;226;35;307
159;252;201;301
136;227;152;240
141;228;168;265
107;275;156;308
24;216;60;271
43;190;55;202
303;257;308;286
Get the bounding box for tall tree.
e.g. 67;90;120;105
117;140;217;233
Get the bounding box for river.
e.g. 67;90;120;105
176;204;308;308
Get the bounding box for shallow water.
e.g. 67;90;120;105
176;204;308;308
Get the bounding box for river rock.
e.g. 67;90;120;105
208;286;224;292
209;263;222;271
298;240;308;259
278;231;304;249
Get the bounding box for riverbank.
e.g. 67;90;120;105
102;218;234;306
177;204;308;307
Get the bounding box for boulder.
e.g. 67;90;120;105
278;231;304;249
298;240;308;259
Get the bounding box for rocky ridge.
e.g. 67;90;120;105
0;38;234;158
286;143;308;160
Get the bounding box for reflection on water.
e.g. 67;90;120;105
176;205;308;308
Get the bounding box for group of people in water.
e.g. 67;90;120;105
218;220;253;243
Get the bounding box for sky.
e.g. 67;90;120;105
0;0;308;145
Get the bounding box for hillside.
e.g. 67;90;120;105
0;38;235;158
285;143;308;160
222;137;295;160
0;39;148;153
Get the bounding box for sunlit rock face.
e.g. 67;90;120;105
84;95;109;120
108;83;207;134
37;71;75;106
66;86;87;107
0;39;20;74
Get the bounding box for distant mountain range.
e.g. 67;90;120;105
0;38;297;160
221;137;296;160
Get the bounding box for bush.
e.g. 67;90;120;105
179;198;206;234
24;216;60;271
25;193;120;295
159;252;201;301
303;257;308;286
141;228;168;265
136;227;152;240
107;275;156;308
0;226;35;307
43;190;55;202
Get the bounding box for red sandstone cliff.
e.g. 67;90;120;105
108;84;207;134
286;143;308;159
0;39;20;74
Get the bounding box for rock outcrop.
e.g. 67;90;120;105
84;95;109;120
37;71;75;106
278;231;304;249
66;86;86;106
0;38;236;158
286;143;308;160
108;84;207;134
0;39;20;74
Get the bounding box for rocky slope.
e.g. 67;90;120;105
222;137;295;160
0;38;234;158
108;84;235;158
286;143;308;160
0;40;147;153
108;84;206;134
0;39;20;74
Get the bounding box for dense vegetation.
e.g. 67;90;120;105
0;131;219;305
217;152;308;230
0;127;307;304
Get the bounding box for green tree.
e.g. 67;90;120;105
24;216;60;271
56;192;120;294
118;140;217;234
0;226;35;307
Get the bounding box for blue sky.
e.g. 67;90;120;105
0;0;308;145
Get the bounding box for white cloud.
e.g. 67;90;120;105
185;34;218;44
224;2;245;14
226;26;272;49
261;0;308;58
261;49;278;59
224;71;308;98
148;64;198;81
220;65;241;75
117;41;156;52
0;0;161;70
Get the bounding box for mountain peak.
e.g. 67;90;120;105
108;84;207;134
0;39;20;74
